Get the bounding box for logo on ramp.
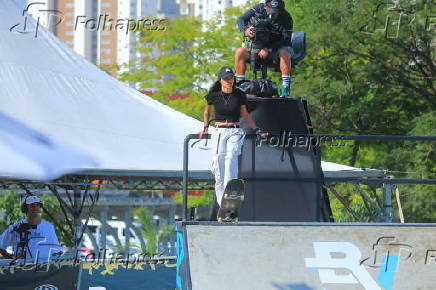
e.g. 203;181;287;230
305;242;381;290
34;285;58;290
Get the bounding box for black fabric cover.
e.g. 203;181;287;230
237;97;332;221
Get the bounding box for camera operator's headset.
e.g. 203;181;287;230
21;195;43;214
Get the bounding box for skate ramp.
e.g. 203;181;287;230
176;222;436;290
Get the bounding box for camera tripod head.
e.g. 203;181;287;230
13;222;36;233
11;222;36;261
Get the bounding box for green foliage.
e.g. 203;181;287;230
173;189;214;208
283;0;435;221
133;206;174;256
287;0;434;136
0;188;23;231
388;112;436;222
287;0;434;134
328;183;384;222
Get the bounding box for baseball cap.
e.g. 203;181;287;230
218;66;235;79
25;195;41;205
266;0;283;15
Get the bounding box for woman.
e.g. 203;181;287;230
198;66;265;209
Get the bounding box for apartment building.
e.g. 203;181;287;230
176;0;195;16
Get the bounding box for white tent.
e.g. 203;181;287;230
320;161;384;178
0;112;95;181
0;0;385;180
0;0;213;174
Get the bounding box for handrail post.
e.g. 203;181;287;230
182;136;190;221
382;182;395;223
182;134;211;221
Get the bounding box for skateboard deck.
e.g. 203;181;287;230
217;179;245;222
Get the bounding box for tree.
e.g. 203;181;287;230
284;0;435;221
389;111;436;222
0;188;22;231
133;206;174;256
286;0;434;156
119;6;251;120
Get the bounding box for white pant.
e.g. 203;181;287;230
211;127;245;206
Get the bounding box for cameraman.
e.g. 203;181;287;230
235;0;293;97
0;195;61;261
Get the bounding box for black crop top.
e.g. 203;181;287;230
205;89;247;122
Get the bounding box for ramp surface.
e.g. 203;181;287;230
177;222;436;290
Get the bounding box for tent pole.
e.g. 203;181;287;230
73;187;81;249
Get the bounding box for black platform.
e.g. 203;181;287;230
235;97;331;222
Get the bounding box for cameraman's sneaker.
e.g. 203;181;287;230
280;85;290;98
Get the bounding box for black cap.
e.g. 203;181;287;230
218;66;235;79
266;0;282;15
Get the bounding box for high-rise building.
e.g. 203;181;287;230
55;0;75;50
176;0;195;16
158;0;180;17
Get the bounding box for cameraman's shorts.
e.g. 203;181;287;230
271;46;294;64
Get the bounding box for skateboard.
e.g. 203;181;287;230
217;178;245;222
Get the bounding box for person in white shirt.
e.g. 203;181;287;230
0;195;62;262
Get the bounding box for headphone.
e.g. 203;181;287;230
21;196;43;214
21;201;26;214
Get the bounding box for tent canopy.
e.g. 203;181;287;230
320;161;385;178
0;0;212;173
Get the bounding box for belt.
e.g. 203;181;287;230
216;125;240;128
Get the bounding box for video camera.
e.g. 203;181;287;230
250;17;275;49
12;222;36;234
